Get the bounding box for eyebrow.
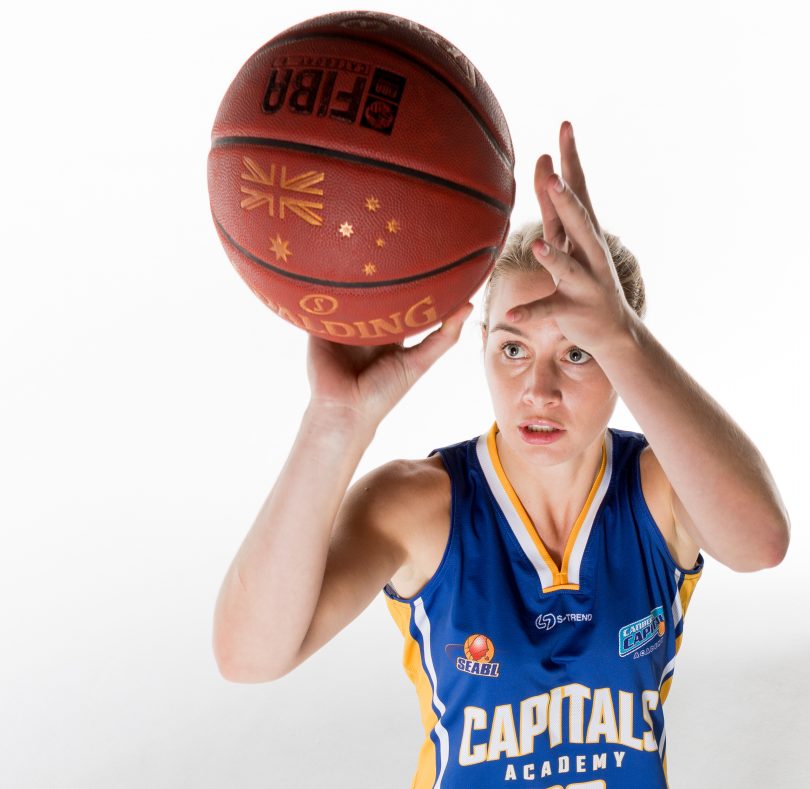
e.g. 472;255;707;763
489;322;566;342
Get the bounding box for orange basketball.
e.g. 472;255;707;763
464;634;494;663
207;11;515;345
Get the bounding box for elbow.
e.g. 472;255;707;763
213;621;302;683
213;638;294;684
729;515;791;572
762;520;791;569
763;510;791;568
213;582;298;683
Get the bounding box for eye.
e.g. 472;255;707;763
565;347;592;365
500;342;528;360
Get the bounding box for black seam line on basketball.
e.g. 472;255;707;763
212;136;511;216
253;31;514;171
214;218;496;289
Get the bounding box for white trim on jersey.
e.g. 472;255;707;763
476;432;555;588
671;568;684;628
659;567;684;691
413;597;449;788
658;724;667;759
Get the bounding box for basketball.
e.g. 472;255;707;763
207;11;515;345
464;634;494;663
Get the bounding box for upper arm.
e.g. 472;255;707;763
638;444;701;570
293;457;448;668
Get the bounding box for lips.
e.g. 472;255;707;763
518;420;566;444
519;419;564;431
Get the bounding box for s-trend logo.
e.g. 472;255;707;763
535;612;593;631
535;614;557;631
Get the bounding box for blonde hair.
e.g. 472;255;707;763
482;221;647;327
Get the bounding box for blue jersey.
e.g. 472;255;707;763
384;425;703;789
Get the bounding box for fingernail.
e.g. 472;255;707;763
535;241;550;257
567;122;575;142
506;306;526;322
553;175;565;194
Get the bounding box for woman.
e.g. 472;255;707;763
213;121;789;788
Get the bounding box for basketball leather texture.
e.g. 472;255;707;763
208;11;515;345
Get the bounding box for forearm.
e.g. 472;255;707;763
213;406;375;681
596;317;789;570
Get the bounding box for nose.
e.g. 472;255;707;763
522;359;562;407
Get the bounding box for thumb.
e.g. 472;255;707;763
403;302;474;379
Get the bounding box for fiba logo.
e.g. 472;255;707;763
535;614;556;631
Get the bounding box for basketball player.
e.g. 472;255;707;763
213;121;789;787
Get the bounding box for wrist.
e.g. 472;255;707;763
301;400;378;445
591;307;644;361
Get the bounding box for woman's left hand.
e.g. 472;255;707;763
507;121;638;357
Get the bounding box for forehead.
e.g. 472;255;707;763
488;268;556;315
486;269;566;341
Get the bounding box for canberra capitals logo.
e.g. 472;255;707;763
618;606;666;658
447;634;501;677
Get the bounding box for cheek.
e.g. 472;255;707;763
585;378;617;419
483;354;517;403
567;369;616;408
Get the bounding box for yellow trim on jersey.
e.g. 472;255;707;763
660;675;674;704
560;440;607;580
486;423;606;589
662;568;702;703
385;596;437;788
679;569;701;618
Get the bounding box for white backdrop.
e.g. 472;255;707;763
2;1;808;787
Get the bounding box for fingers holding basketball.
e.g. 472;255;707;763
403;302;474;379
307;303;474;427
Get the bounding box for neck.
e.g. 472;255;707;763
494;426;606;535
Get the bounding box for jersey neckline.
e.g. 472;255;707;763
475;423;614;592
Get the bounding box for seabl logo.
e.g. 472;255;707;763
618;606;666;658
452;634;501;677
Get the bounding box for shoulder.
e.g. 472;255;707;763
637;441;701;570
343;455;450;556
348;455;449;521
345;455;451;599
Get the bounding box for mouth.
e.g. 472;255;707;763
518;420;565;444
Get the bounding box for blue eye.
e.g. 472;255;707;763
566;347;592;365
501;342;527;359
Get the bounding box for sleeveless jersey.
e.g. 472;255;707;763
384;425;703;789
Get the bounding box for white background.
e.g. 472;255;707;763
2;1;808;787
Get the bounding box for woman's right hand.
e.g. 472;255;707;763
305;302;474;430
215;301;473;683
